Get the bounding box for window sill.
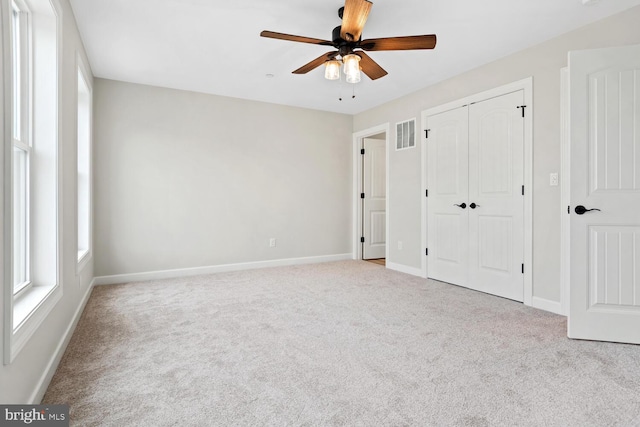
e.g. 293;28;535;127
77;250;91;273
14;285;55;328
6;284;62;364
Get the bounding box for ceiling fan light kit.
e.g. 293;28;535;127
260;0;437;85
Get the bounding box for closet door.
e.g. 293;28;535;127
468;91;525;301
427;106;469;286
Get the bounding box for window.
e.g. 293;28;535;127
11;0;31;296
396;118;416;150
4;0;61;363
77;62;92;265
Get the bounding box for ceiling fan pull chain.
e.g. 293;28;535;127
352;84;356;99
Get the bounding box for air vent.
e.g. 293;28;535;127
396;118;416;150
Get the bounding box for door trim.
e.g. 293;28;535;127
560;67;570;316
420;77;534;307
352;124;390;261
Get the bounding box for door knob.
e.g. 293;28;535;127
470;203;479;209
575;205;601;215
454;203;467;209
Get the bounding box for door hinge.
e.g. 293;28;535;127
361;237;365;243
361;148;365;155
360;193;365;199
425;129;430;139
521;264;524;274
426;248;429;256
517;105;526;118
425;189;428;197
567;205;570;214
521;185;525;196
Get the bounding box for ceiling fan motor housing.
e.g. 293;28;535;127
332;26;359;56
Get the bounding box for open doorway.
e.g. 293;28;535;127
352;124;390;265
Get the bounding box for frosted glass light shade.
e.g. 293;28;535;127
343;54;361;84
343;54;360;74
324;60;341;80
346;69;361;84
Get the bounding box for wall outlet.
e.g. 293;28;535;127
398;241;403;250
269;238;276;247
550;173;559;187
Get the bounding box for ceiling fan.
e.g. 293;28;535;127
260;0;437;82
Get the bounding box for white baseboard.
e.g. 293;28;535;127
386;262;424;278
29;278;95;403
532;296;565;316
94;253;353;286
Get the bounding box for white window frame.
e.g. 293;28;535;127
3;0;63;365
11;0;32;299
76;53;92;271
395;118;416;151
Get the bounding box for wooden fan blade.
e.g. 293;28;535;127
360;35;437;51
260;30;333;46
340;0;372;42
355;51;388;80
293;52;338;74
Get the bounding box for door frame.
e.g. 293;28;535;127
560;68;570;316
420;77;534;307
352;123;390;261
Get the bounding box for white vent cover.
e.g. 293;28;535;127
396;118;416;150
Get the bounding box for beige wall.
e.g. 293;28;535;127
353;6;640;304
0;0;94;403
93;79;353;277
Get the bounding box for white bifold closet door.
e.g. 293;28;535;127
428;91;525;301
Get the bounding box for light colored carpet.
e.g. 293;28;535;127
43;261;640;426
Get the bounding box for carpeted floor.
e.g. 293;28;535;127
43;261;640;426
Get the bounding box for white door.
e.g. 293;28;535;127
427;92;525;301
568;44;640;344
427;106;469;286
468;91;525;301
363;138;386;259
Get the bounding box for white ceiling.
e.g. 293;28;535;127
69;0;640;115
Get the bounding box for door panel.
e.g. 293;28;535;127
478;216;512;274
427;106;469;286
479;111;513;195
435;214;462;263
469;91;524;301
589;227;640;307
589;69;640;192
569;44;640;344
363;138;386;259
